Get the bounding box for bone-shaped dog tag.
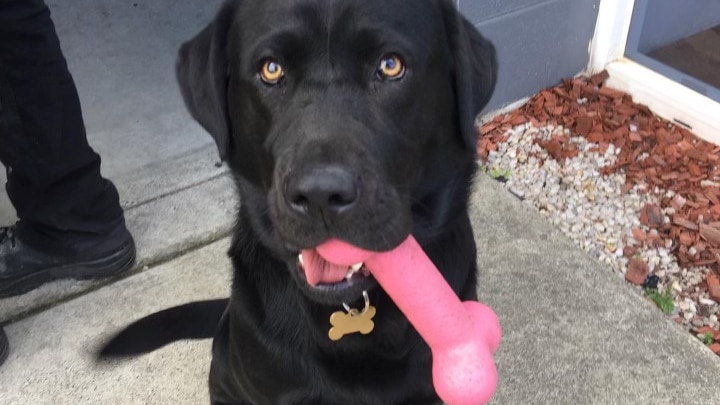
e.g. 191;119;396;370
328;306;376;341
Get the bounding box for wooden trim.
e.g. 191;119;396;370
588;0;636;73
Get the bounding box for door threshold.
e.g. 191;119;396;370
606;59;720;146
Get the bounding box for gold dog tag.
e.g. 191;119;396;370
328;305;376;341
329;291;376;341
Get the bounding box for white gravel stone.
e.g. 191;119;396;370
483;123;720;332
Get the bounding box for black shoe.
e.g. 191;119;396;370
0;224;136;298
0;326;8;366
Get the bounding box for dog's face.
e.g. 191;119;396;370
177;0;496;305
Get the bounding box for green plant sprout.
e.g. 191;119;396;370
487;167;512;181
644;288;674;314
700;333;715;346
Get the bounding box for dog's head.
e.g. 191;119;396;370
177;0;496;304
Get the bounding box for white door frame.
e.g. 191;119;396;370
588;0;720;145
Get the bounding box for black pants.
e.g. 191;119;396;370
0;0;125;252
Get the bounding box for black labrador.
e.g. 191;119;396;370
100;0;497;404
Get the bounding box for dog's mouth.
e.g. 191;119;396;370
299;248;371;286
295;248;377;303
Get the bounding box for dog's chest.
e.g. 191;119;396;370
209;299;441;405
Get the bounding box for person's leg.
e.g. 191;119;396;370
0;0;135;297
0;326;8;366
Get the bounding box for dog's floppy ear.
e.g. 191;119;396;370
176;0;239;160
442;4;498;151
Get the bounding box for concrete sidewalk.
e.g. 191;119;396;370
2;174;720;405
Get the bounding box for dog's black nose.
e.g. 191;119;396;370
285;167;360;216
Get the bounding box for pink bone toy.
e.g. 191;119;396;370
316;235;501;405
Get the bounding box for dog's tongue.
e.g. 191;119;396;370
301;248;353;286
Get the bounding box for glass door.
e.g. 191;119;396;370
624;0;720;102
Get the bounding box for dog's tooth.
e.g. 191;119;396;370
298;253;304;267
344;263;364;281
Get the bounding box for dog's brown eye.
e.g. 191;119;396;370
259;59;284;84
377;54;405;80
